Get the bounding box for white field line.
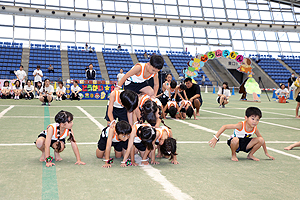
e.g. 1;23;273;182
0;105;14;118
201;109;300;131
76;106;105;130
0;141;298;146
261;111;295;117
175;113;300;160
77;107;192;200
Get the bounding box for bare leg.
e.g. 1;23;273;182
296;102;300;118
140;86;155;98
230;137;239;161
39;96;44;103
96;148;105;158
193;99;201;116
54;152;62;161
35;137;46;161
115;150;122;158
284;141;300;150
220;96;225;106
246;137;264;161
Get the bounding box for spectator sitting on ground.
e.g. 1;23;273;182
24;80;34;100
39;78;54;106
86;63;96;80
13;80;23;100
56;81;66;101
48;64;54;73
1;81;11;99
35;81;42;98
217;82;231;108
71;81;82;101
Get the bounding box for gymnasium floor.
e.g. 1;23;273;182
1;92;299;200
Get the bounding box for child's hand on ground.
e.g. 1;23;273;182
194;117;198;120
102;163;112;168
75;161;86;165
171;160;179;165
141;161;149;165
46;162;55;167
266;153;275;160
151;160;160;165
120;163;127;167
208;138;218;148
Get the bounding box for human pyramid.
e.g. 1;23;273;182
35;54;288;168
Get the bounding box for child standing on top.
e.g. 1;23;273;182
209;107;275;162
115;55;164;98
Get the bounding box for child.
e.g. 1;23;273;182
296;87;300;119
1;81;11;99
115;54;164;98
217;82;231;108
96;121;132;168
71;81;82;101
162;73;172;92
155;126;179;164
208;107;275;162
24;80;34;100
175;83;188;102
275;84;289;103
138;99;162;127
35;81;42;98
177;100;197;120
56;81;66;101
158;80;177;106
104;89;138;126
13;80;23;100
35;110;85;167
162;100;179;119
39;78;54;106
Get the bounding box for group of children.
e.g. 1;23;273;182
36;54;300;168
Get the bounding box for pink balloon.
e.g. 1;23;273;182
236;55;244;63
215;50;222;57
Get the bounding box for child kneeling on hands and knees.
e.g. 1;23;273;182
35;110;85;167
209;107;275;161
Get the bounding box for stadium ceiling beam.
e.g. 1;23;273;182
268;0;300;7
0;5;299;32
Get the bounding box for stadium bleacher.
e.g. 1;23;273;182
68;46;102;80
102;48;133;82
28;44;62;82
135;49;170;71
279;55;300;76
0;42;23;80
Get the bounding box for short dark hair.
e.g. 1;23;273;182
115;120;132;135
37;65;40;69
223;82;229;89
120;90;138;112
89;63;93;66
160;137;177;160
58;81;63;86
186;107;194;118
179;84;187;91
170;80;177;89
169;106;177;118
137;126;156;151
184;77;192;83
245;107;262;119
20;65;23;68
150;54;164;70
3;80;9;86
74;80;78;84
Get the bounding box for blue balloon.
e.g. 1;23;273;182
200;61;204;68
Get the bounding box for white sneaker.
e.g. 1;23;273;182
17;96;19;100
36;96;39;99
59;97;62;101
14;96;17;100
56;97;58;101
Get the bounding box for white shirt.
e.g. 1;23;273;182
40;85;54;96
13;85;23;90
2;86;11;90
231;121;256;138
71;85;81;93
15;70;27;83
24;85;34;92
44;123;70;141
33;69;43;83
56;86;66;93
275;88;289;96
117;73;125;83
217;87;231;97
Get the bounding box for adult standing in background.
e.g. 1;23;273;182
33;65;43;88
184;77;202;116
86;63;96;80
15;65;26;88
117;44;121;51
117;69;125;84
202;74;205;86
288;73;297;98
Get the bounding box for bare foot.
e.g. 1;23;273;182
296;116;300;119
196;112;200;116
247;154;259;161
231;156;238;161
156;154;163;158
54;152;63;161
284;146;293;150
39;154;45;162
